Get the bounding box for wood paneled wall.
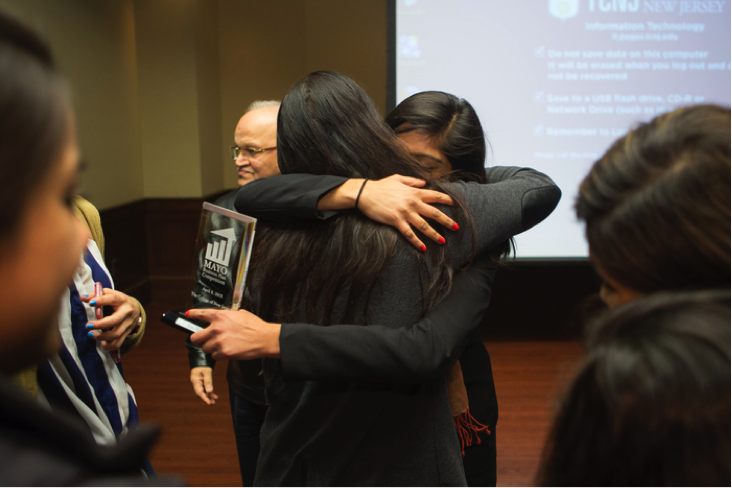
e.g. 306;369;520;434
100;200;151;304
100;191;231;307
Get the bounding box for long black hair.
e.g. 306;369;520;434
536;289;730;486
0;8;70;241
249;72;468;325
386;91;512;260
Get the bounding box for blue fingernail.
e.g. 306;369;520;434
86;324;93;330
89;300;97;306
87;332;94;339
83;294;89;298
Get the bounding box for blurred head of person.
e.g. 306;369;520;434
575;105;730;308
536;289;731;486
0;10;87;375
232;100;280;186
386;91;488;182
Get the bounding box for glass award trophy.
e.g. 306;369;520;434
162;202;256;334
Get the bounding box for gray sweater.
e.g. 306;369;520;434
235;167;560;486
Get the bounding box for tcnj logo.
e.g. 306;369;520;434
587;0;725;14
205;228;237;267
550;0;579;19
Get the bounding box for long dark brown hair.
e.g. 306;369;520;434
248;71;468;325
536;289;731;486
576;104;730;293
0;8;70;241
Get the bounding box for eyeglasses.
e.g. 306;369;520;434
230;145;277;160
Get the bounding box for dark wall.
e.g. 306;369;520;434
100;191;231;308
481;261;601;341
101;200;150;304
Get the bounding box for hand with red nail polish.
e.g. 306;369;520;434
318;174;458;251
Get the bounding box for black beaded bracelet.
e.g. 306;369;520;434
354;178;369;211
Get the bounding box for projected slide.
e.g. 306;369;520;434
396;0;730;258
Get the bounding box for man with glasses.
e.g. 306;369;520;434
186;100;279;486
231;101;281;185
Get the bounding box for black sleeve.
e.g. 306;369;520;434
483;166;561;230
185;337;215;369
279;254;496;383
234;169;560;242
234;174;349;222
443;167;561;266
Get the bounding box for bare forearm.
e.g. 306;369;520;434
316;178;365;210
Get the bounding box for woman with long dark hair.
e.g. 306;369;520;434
276;90;515;485
191;72;560;485
200;90;555;485
385;91;506;485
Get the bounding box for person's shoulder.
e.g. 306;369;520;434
213;189;240;211
73;195;100;218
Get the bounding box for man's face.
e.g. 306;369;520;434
233;105;280;186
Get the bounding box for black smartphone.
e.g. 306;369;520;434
161;310;209;334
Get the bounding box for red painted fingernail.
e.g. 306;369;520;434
185;310;190;317
420;244;427;252
452;223;459;231
438;237;445;244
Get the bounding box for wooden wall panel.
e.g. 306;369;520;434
100;199;151;304
144;198;202;278
144;198;206;306
102;191;232;306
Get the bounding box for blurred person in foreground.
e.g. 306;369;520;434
0;8;172;485
536;104;730;486
577;104;730;308
536;289;730;486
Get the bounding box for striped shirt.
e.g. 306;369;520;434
36;240;139;446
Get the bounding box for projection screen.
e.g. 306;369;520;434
394;0;730;258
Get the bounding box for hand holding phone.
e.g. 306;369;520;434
161;310;208;334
